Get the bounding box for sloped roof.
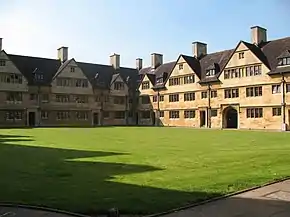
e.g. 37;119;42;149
7;54;61;85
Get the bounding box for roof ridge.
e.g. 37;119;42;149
7;53;59;61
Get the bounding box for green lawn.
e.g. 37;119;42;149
0;127;290;215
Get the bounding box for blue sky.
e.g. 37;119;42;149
1;0;289;67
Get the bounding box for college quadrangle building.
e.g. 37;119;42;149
0;26;290;130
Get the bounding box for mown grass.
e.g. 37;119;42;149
0;127;289;215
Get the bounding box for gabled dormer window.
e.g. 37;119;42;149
278;57;290;66
206;69;215;77
0;60;6;66
156;77;163;84
277;50;290;66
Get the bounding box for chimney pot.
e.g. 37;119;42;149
251;26;267;45
0;38;3;51
192;42;207;58
57;46;68;63
136;58;143;70
151;53;163;69
110;53;120;69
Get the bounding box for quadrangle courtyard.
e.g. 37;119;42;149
0;127;290;215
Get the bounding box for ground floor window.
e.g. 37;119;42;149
5;110;23;121
41;111;49;120
184;110;195;119
103;111;110;118
169;110;179;119
141;111;151;119
211;109;218;117
76;111;88;120
246;108;263;118
115;111;125;119
57;111;70;120
159;111;164;118
272;107;281;116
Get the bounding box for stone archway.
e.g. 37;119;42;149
223;106;238;129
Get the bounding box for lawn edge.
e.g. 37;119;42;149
143;176;290;217
0;203;90;217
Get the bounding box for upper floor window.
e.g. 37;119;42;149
141;81;150;89
169;77;181;86
152;95;158;102
238;52;244;59
34;74;44;81
159;95;164;102
156;77;163;84
114;96;125;105
278;57;290;66
184;75;194;84
114;81;125;90
184;92;195;101
224;88;239;98
169;94;179;102
272;85;281;94
206;69;215;77
70;67;75;72
6;92;22;102
73;95;88;104
224;64;261;79
246;86;262;97
201;91;207;99
211;90;217;98
42;94;49;103
75;79;88;88
0;60;6;66
140;95;150;104
56;94;70;103
0;73;23;84
178;64;183;70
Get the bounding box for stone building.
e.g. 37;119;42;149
1;25;290;130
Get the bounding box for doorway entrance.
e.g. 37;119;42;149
93;113;99;126
28;112;36;127
223;107;238;128
152;112;156;126
200;110;206;127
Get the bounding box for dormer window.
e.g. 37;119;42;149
179;64;183;70
277;50;290;66
278;57;290;66
35;74;44;81
206;69;215;77
156;77;163;84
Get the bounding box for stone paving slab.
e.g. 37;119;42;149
161;179;290;217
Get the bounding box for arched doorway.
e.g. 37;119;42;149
223;107;238;129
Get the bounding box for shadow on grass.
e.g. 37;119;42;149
0;134;221;215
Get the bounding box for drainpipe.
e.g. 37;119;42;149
281;73;286;131
207;83;211;128
37;85;41;127
100;91;104;126
157;90;160;126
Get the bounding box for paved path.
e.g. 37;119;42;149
161;179;290;217
0;206;89;217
